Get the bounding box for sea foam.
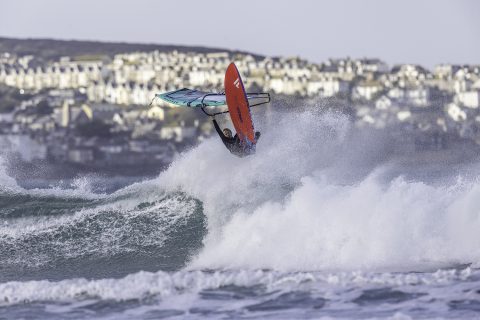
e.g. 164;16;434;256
155;110;480;271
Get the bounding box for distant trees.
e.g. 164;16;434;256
0;85;32;113
36;100;52;115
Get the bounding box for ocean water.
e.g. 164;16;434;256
1;110;480;319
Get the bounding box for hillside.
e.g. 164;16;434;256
0;37;264;63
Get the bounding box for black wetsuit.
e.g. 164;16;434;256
213;119;260;157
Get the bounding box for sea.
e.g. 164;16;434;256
1;109;480;319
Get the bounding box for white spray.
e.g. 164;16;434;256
156;110;480;271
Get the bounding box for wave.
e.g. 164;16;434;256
154;110;480;271
191;175;480;271
0;187;205;280
2;108;480;276
0;268;473;306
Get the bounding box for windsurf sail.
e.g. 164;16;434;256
155;88;270;116
157;88;226;107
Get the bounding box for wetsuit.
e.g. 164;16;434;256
212;119;260;157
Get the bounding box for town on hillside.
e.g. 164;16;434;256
0;41;480;175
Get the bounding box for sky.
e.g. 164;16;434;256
0;0;479;68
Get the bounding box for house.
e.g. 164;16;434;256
390;64;430;83
307;77;349;97
434;64;461;80
456;91;480;109
356;58;389;74
388;85;431;107
352;80;383;101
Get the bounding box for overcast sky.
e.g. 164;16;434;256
1;0;479;68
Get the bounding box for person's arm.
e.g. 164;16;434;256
212;119;234;145
212;119;225;138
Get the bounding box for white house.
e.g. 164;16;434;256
456;91;480;108
352;80;383;101
307;77;349;97
388;86;430;107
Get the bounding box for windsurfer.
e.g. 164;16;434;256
212;116;260;157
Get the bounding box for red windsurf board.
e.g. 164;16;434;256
224;62;256;145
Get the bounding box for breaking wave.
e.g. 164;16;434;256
1;108;480;282
156;109;480;271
